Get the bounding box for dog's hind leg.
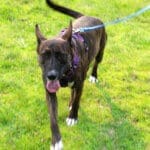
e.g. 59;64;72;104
89;30;107;83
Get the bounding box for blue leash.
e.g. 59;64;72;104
73;5;150;33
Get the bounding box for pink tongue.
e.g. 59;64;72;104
46;80;60;93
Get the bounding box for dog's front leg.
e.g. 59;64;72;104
46;92;63;150
66;82;83;126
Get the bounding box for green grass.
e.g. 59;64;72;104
0;0;150;149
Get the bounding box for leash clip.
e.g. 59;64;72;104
73;28;85;33
72;28;80;33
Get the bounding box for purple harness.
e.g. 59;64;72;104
60;29;88;87
72;32;84;69
61;29;88;68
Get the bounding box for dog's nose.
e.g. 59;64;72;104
47;70;58;80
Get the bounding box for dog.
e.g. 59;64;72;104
35;0;107;149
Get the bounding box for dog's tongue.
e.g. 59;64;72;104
46;80;60;93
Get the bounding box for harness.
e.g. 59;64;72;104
59;30;87;87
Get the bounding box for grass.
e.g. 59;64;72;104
0;0;150;149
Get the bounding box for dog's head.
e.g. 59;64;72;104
35;22;73;93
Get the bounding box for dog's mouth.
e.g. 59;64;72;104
46;80;61;93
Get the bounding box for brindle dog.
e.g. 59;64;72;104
35;0;107;149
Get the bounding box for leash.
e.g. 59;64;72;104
73;5;150;33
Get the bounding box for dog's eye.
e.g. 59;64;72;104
55;52;67;64
55;52;61;57
42;52;51;59
39;52;51;65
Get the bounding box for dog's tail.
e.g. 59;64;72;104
46;0;83;18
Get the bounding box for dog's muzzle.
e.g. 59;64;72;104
46;70;61;93
47;70;58;81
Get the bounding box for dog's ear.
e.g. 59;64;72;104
35;24;46;45
62;20;72;43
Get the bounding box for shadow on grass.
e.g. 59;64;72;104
72;83;145;150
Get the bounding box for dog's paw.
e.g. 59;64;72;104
50;140;63;150
69;106;72;111
89;75;98;83
66;118;77;126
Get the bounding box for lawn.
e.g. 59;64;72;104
0;0;150;150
